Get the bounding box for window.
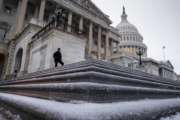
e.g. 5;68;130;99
3;0;19;14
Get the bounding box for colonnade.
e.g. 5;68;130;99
15;0;46;34
15;0;119;60
119;45;147;57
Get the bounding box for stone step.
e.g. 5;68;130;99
0;82;180;102
1;60;180;89
0;60;180;102
1;71;180;92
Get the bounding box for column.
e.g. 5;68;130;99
97;27;102;59
23;44;31;73
16;0;28;34
88;22;93;58
105;31;110;60
0;0;3;12
1;54;8;79
5;40;16;78
34;6;39;19
79;17;83;34
133;46;135;55
38;0;46;22
116;41;120;53
67;11;73;32
110;40;114;57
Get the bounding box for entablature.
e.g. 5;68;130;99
54;0;110;28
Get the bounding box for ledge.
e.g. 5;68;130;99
0;82;180;102
0;93;180;120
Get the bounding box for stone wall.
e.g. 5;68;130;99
10;25;40;74
28;29;85;73
144;62;159;76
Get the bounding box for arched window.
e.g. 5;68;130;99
14;48;23;73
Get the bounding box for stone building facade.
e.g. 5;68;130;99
178;75;180;81
0;0;120;79
0;0;178;80
111;6;177;80
116;7;147;58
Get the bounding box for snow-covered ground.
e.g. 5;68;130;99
0;106;22;120
160;113;180;120
0;93;180;120
0;114;6;120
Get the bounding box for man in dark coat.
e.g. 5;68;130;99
53;48;64;67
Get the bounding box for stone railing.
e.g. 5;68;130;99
31;20;55;40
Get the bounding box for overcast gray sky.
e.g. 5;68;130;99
92;0;180;74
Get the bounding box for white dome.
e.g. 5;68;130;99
117;21;139;33
116;7;141;35
116;6;147;57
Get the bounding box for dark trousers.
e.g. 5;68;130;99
55;59;64;67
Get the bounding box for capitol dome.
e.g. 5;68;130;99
116;6;147;58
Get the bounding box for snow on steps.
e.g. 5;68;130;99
160;113;180;120
0;82;180;102
0;93;180;120
1;60;180;102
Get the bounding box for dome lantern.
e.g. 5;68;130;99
121;6;128;22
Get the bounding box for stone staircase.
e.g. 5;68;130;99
0;59;180;102
1;60;180;119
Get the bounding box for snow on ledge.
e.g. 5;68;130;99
0;93;180;120
160;113;180;120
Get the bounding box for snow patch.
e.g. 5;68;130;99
160;113;180;120
0;106;22;120
0;93;180;120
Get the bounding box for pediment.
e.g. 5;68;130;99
166;60;174;69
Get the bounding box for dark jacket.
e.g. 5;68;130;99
53;51;62;61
